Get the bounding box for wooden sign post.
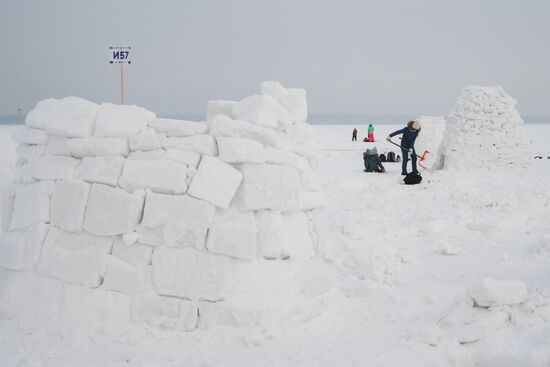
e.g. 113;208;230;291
108;46;132;105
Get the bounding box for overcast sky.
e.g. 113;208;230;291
1;0;549;118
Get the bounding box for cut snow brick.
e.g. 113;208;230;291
187;156;243;208
10;181;53;230
127;150;165;160
255;210;285;259
198;301;239;330
0;223;49;270
102;256;148;293
132;294;197;331
43;97;99;138
207;100;236;121
149;118;207;137
14;126;50;145
165;149;201;167
43;135;71;156
161;134;218;156
1;186;15;232
122;232;139;245
25;98;59;129
469;279;528;307
94;103;154;137
261;81;308;123
232;94;291;128
128;128;161;151
119;159;188;194
265;146;309;171
50;180;90;232
208;115;277;146
281;212;315;259
32;155;80;180
151;247;231;301
217;137;266;164
235;164;302;212
83;184;144;236
78;155;124;186
37;227;112;287
112;239;152;266
68;137;129;158
206;207;257;260
284;123;316;144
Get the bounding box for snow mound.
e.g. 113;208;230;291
0;82;331;335
434;86;531;170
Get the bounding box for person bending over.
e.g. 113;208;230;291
387;120;421;175
363;147;386;173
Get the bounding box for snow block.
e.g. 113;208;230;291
68;137;129;158
255;210;285;259
50;180;90;232
261;81;308;123
94;103;154;137
43;97;99;138
469;279;528;307
281;212;315;259
14;126;50;145
149;118;207;137
119;159;188;194
152;247;231;301
187;156;243;208
128;128;161;151
32;155;80;180
198;301;238;330
43;135;71;156
37;227;113;287
265;146;310;171
207;100;236;121
140;191;214;249
232;94;291;128
165;149;201;167
15;144;43;165
25;98;59;129
161;134;218;156
284;123;316;144
0;223;49;270
206;207;257;260
208;115;277;146
217;137;266;164
102;256;148;293
132;294;198;331
127;150;165;160
83;184;144;236
235;164;302;212
78;155;124;186
1;186;15;232
112;239;152;266
10;181;53;230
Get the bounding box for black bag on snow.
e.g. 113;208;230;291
403;172;422;185
379;154;386;162
387;151;396;162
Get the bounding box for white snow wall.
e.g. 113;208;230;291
434;86;531;170
0;81;333;334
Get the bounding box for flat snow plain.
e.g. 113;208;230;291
1;123;550;367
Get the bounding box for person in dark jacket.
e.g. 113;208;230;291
352;128;358;141
387;120;421;175
363;147;386;173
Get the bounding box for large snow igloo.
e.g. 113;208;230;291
0;81;334;334
433;86;531;170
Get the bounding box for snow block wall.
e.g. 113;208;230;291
434;86;531;170
413;115;446;168
0;82;333;334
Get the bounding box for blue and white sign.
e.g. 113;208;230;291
109;46;132;64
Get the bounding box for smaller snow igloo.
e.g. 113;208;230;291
433;86;531;170
0;81;333;335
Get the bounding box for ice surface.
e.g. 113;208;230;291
161;134;218;156
208;115;277;146
94;103;155;137
207;100;236;120
128;128;161;151
32;155;80;180
83;184;144;236
187;156;243;208
261;81;308;123
68;137;129;158
50;180;90;232
78;155;124;186
37;227;113;287
217;137;266;164
232;94;291;128
149;118;207;137
470;279;528;307
119;159;188;194
0;223;49;270
43;97;99;138
206;207;257;260
14;126;49;145
10;181;53;230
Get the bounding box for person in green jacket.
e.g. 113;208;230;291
368;123;375;142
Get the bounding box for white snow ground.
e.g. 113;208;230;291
1;123;550;366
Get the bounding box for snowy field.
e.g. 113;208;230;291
1;122;550;366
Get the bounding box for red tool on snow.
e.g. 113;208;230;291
387;139;430;169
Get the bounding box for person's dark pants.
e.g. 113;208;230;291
352;135;357;141
401;147;418;175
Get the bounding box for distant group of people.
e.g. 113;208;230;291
351;124;376;142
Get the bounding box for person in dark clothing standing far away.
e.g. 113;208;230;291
387;120;421;175
352;128;358;141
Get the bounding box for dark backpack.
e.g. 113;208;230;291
387;151;396;162
403;172;422;185
379;154;386;162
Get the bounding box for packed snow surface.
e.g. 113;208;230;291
1;85;550;366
